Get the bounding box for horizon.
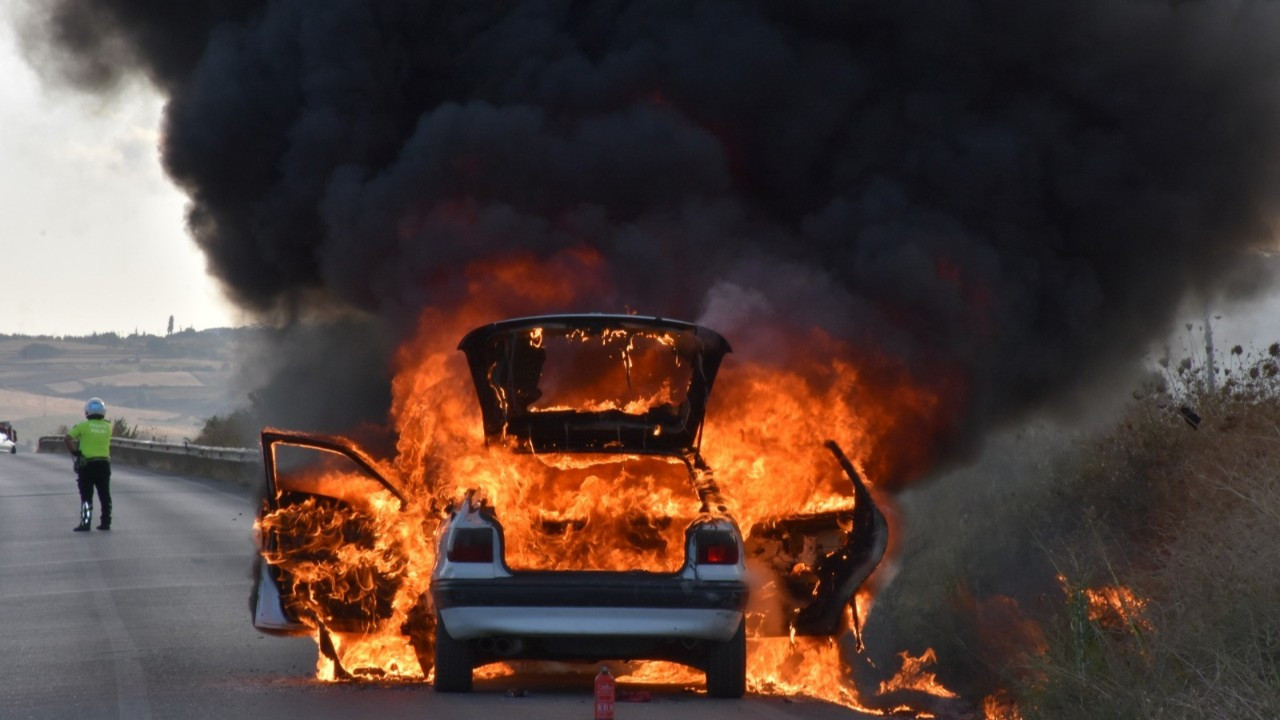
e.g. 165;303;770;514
0;325;249;340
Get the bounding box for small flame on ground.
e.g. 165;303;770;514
1083;585;1152;632
878;649;959;699
982;692;1024;720
1058;574;1153;634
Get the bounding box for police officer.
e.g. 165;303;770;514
65;398;113;532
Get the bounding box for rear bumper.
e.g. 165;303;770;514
440;606;744;641
432;575;748;641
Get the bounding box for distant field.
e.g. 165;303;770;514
0;330;256;446
0;388;196;442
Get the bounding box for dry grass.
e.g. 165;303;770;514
866;348;1280;719
1018;389;1280;720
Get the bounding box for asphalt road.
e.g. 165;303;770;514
0;451;872;720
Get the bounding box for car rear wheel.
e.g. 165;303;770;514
432;614;473;693
705;619;746;698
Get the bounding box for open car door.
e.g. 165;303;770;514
744;441;888;641
251;428;410;637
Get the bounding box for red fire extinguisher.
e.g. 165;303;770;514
594;665;616;720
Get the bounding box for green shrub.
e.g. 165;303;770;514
112;418;140;439
193;409;257;448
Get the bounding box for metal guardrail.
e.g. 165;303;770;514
111;436;259;463
38;435;262;487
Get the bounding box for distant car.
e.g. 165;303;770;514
0;422;15;454
250;315;886;698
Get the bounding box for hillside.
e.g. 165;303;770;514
0;328;262;447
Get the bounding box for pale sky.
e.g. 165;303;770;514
0;0;241;337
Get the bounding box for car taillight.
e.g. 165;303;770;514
696;530;739;565
447;528;494;563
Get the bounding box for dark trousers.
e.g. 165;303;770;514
76;460;112;525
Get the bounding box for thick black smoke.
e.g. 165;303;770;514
20;1;1280;459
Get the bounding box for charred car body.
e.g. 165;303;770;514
252;315;885;698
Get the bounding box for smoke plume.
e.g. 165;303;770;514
19;0;1280;474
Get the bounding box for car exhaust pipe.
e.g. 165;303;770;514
478;637;524;656
493;637;523;656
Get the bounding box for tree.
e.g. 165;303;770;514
166;315;175;336
111;418;140;439
193;409;256;447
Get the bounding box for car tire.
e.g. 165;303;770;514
432;613;473;693
705;618;746;699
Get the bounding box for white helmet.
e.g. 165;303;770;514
85;398;106;418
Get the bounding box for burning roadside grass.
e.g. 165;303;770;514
868;348;1280;719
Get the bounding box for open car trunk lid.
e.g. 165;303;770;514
458;315;731;455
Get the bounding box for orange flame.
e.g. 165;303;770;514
982;692;1024;720
878;649;959;699
1057;574;1153;635
1083;584;1153;633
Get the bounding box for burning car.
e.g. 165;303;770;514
251;314;885;698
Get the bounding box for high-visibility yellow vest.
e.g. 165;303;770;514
68;418;112;459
